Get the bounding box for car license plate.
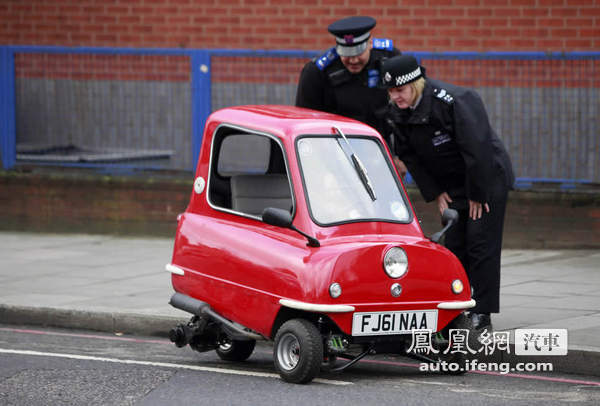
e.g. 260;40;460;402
352;310;438;336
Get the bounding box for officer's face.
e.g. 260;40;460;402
340;47;371;74
388;85;415;109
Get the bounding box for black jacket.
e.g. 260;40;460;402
385;78;514;205
295;46;400;134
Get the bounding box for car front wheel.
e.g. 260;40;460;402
273;319;323;384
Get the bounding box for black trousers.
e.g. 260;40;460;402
444;181;509;314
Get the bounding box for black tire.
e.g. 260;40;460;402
215;337;256;361
273;319;323;384
436;312;472;375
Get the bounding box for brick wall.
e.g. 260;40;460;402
1;0;599;52
15;53;190;81
0;172;191;236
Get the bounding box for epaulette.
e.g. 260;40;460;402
314;47;339;71
372;37;393;51
433;88;454;104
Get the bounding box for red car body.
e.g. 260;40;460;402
167;105;474;383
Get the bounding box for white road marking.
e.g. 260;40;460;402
400;378;455;386
0;348;352;386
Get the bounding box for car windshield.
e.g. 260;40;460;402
297;136;410;225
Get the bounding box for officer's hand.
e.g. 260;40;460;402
393;156;407;179
436;192;453;216
468;200;490;220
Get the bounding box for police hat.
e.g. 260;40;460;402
328;16;376;57
380;55;423;88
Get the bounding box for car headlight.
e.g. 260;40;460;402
383;247;408;278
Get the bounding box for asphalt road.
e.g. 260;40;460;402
0;324;599;405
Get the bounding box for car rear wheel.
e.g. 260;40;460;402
215;337;256;361
274;319;323;384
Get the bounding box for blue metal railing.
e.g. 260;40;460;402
1;45;206;173
0;47;16;170
1;45;598;188
0;45;316;173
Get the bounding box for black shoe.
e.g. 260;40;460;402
470;313;492;331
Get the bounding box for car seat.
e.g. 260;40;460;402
230;174;292;216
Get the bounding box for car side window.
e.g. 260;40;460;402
217;134;271;176
208;129;293;218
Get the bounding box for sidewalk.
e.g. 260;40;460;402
1;231;599;376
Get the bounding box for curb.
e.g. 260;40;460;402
498;347;600;379
463;342;600;379
1;304;599;378
0;304;186;338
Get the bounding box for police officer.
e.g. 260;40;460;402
295;16;400;135
380;54;515;331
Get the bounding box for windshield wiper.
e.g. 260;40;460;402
332;126;377;201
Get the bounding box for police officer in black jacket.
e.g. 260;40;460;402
295;16;400;136
380;55;515;331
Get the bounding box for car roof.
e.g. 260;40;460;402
206;105;382;141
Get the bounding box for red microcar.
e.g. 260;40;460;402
167;105;475;384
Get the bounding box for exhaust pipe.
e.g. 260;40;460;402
169;292;262;340
169;292;210;315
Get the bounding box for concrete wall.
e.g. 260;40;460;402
1;171;599;249
16;78;193;171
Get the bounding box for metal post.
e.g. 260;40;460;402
0;47;16;170
190;50;211;172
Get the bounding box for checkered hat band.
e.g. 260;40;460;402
392;67;422;86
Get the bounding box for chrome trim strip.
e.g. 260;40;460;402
437;299;476;310
279;299;355;313
165;263;185;276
